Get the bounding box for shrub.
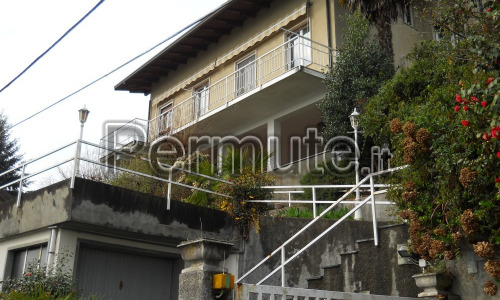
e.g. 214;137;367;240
0;252;100;300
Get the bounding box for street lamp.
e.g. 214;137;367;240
71;105;89;188
78;105;90;140
350;108;362;220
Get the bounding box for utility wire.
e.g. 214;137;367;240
11;5;217;129
0;0;105;94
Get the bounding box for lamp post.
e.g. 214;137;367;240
71;106;89;188
78;105;90;140
350;108;362;220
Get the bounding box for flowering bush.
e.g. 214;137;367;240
215;168;274;240
0;252;91;299
360;0;499;293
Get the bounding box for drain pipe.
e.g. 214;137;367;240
325;0;333;69
46;226;58;272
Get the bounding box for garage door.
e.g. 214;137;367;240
76;245;173;300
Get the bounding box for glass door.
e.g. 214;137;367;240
235;55;256;97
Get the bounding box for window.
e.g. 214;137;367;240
158;102;173;134
433;26;459;43
402;1;413;25
193;82;209;117
286;26;311;69
10;244;48;278
235;54;256;97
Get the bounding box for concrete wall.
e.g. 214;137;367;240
239;216;499;299
0;180;72;239
446;240;500;300
69;177;238;244
238;217;420;297
0;178;238;244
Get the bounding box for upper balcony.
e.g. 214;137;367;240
148;36;333;140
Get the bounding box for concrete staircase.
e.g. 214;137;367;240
307;223;421;297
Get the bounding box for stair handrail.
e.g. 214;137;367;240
235;165;407;287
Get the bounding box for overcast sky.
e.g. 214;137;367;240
0;0;226;164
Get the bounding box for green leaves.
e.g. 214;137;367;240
318;11;394;140
360;0;500;260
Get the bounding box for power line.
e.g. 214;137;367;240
0;0;106;94
11;10;215;129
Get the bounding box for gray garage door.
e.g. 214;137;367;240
76;245;173;300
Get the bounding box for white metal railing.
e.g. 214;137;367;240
0;139;232;209
236;284;419;300
254;183;392;217
148;37;332;140
236;166;407;288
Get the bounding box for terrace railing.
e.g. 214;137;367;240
0;139;231;210
148;37;332;140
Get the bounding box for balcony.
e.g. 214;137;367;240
148;37;332;140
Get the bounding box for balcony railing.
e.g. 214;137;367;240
148;37;332;140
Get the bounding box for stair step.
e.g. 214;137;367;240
356;238;375;243
321;263;340;269
378;223;406;229
339;250;358;256
306;275;323;281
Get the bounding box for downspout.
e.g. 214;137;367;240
325;0;333;69
146;97;152;143
46;226;58;272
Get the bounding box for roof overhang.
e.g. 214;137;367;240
115;0;274;95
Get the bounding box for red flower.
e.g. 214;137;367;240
486;8;491;12
26;272;31;276
497;151;500;159
482;132;492;141
456;94;463;103
496;177;500;183
454;105;460;112
470;96;478;102
492;127;500;138
481;101;488;107
463;105;469;111
459;81;463;85
461;120;470;127
486;77;493;85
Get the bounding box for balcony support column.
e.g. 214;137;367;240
217;142;225;174
267;119;281;172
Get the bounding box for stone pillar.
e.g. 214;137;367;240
267;119;281;171
178;238;234;300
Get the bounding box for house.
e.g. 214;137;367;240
113;0;435;178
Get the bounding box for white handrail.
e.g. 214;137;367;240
236;166;407;286
0;141;76;178
237;284;420;300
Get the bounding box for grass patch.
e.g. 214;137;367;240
277;206;352;220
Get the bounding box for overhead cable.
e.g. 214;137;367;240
11;5;218;129
0;0;106;94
